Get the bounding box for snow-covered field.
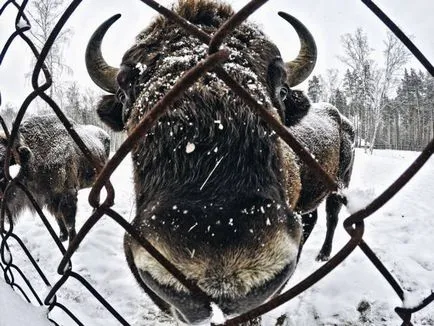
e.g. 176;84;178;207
1;148;433;326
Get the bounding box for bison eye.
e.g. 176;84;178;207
279;86;289;101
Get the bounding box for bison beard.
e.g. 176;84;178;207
86;0;354;324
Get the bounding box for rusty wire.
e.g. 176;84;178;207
0;0;433;325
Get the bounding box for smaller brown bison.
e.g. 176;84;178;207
0;114;110;243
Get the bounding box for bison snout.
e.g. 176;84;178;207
138;259;297;325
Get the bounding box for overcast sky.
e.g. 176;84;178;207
1;0;433;108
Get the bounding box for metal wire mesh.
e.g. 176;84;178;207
0;0;433;325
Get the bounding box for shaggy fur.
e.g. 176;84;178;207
290;103;355;260
0;115;110;243
88;0;354;324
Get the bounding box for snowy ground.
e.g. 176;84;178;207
1;148;433;326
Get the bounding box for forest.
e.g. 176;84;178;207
307;29;433;152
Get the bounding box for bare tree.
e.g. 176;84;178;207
339;28;373;72
339;28;411;153
26;0;73;100
322;69;340;102
340;28;375;150
367;32;411;153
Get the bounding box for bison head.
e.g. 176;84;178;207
86;1;317;324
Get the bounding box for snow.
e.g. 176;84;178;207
210;303;226;324
15;17;29;29
8;164;21;178
185;142;195;153
341;187;376;214
0;281;51;326
1;149;433;325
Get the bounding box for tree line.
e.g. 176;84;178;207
1;0;124;151
2;1;432;153
307;28;433;152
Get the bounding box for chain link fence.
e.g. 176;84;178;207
1;0;433;325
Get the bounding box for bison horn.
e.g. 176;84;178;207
278;12;317;87
86;14;121;94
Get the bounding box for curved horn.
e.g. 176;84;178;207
278;12;317;87
86;14;121;94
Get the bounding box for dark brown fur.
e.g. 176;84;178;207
89;0;354;323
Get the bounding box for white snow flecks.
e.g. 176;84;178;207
135;62;147;74
185;142;195;153
188;222;198;232
8;164;21;178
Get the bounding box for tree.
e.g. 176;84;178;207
366;32;411;153
322;69;340;103
422;72;434;144
307;75;323;103
395;69;433;150
339;28;411;153
64;81;81;120
339;28;376;150
27;0;73;100
62;82;125;151
330;88;348;116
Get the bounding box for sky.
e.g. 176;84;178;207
0;0;433;108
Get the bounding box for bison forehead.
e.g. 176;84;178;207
124;21;276;124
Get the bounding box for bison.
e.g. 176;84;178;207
85;0;354;324
0;114;110;244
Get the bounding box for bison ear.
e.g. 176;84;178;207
97;95;125;132
283;89;311;127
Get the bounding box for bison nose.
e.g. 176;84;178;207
139;260;296;325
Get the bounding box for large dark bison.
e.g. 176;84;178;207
0;114;110;243
86;0;354;323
